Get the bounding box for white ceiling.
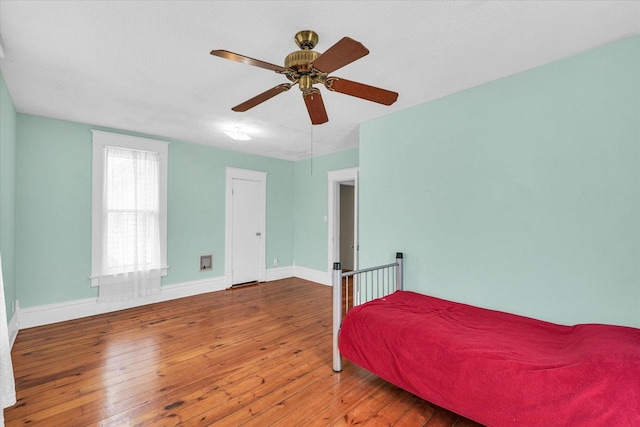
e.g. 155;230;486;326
1;1;638;161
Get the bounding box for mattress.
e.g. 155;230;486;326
339;290;640;426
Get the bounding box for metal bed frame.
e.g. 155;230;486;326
332;252;404;372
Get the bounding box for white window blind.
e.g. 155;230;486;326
91;131;168;302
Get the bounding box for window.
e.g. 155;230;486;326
91;131;168;300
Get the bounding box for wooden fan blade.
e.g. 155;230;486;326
210;50;290;73
303;90;329;125
325;77;398;105
311;37;369;74
232;84;293;112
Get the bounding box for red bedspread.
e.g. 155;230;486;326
339;291;640;426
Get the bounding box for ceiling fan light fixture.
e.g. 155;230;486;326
0;32;6;59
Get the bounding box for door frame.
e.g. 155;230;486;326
225;167;267;287
327;167;359;273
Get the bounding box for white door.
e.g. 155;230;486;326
231;178;262;285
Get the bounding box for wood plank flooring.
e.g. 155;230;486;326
6;278;483;426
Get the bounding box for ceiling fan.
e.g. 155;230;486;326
210;30;398;125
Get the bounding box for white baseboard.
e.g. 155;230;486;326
18;276;227;330
8;307;19;348
255;266;330;285
265;266;294;281
14;268;331;332
293;266;331;286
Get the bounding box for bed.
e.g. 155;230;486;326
332;253;640;426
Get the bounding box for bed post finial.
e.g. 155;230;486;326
332;261;343;372
396;252;404;291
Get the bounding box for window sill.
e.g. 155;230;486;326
89;267;169;287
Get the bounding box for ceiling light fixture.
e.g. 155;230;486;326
224;127;252;141
0;33;6;59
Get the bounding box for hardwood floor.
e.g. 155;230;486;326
6;278;483;426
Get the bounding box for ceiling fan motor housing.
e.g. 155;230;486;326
285;50;325;92
285;50;319;73
286;30;326;92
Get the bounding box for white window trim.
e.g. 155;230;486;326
90;130;169;286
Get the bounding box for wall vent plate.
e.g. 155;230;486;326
200;254;213;271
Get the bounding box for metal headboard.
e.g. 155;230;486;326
332;252;404;372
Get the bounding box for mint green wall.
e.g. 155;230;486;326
0;73;17;322
165;138;294;285
360;35;640;327
293;148;358;271
15;114;294;307
16;116;94;305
